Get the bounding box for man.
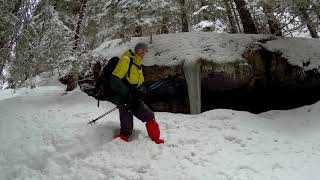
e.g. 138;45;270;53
109;42;164;144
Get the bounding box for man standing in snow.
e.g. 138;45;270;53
109;42;164;144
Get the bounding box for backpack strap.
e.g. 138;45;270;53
126;57;142;78
132;63;142;69
126;57;134;78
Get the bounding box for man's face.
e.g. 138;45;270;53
135;48;148;58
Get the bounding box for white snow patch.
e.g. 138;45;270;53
193;5;209;16
23;71;63;88
93;32;270;66
93;32;319;71
1;85;320;179
263;37;320;70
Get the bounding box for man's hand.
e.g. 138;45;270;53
129;85;148;105
137;85;148;94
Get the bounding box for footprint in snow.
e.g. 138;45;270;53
224;135;246;147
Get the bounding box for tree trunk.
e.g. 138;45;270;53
134;26;143;37
0;39;6;77
311;2;320;21
74;0;88;51
9;0;26;47
223;0;238;33
12;0;23;15
0;63;4;78
178;0;189;32
161;16;169;34
233;0;258;34
262;0;282;36
230;0;242;33
299;7;319;38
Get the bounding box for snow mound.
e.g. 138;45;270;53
263;37;320;70
23;71;64;88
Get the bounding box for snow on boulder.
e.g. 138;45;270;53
93;32;271;66
262;37;320;70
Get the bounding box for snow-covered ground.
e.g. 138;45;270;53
1;82;320;180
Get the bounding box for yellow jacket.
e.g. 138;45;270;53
112;49;144;87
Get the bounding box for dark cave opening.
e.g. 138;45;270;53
201;79;320;114
146;48;320;114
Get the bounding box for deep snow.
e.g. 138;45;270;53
1;81;320;180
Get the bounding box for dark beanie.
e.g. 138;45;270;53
135;42;148;50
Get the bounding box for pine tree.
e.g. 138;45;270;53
9;0;74;87
95;0;172;42
0;0;38;83
0;0;23;77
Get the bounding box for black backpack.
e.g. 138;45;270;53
93;56;134;102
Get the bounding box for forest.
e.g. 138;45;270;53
0;0;319;89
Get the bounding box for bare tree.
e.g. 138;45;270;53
233;0;258;34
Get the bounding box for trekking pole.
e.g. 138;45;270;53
149;78;167;90
88;106;118;125
148;75;174;91
88;76;174;125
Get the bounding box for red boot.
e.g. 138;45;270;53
116;134;129;142
146;120;164;144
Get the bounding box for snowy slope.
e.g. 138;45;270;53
92;32;320;70
1;84;320;180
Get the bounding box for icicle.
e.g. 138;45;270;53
183;59;201;114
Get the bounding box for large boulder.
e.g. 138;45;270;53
73;32;320;114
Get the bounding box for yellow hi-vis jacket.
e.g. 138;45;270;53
112;49;144;87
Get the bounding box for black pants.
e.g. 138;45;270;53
119;100;154;137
